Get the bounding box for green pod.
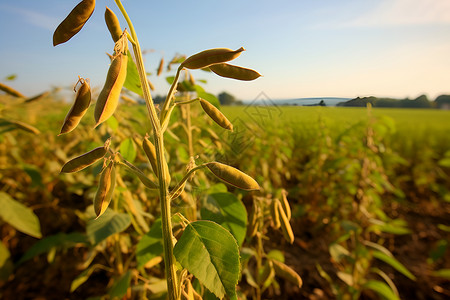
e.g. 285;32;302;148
104;6;122;42
94;161;116;218
199;99;233;131
60;139;110;173
53;0;96;46
94;52;128;127
181;47;245;70
209;63;261;81
0;82;26;98
205;162;260;191
59;78;91;135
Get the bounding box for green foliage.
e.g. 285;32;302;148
174;220;240;300
86;209;131;245
0;192;42;238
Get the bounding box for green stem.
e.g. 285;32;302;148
115;1;179;299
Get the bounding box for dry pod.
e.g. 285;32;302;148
104;6;122;42
157;57;164;76
53;0;96;46
60;139;110;173
25;91;50;103
142;136;170;185
199;99;233;131
2;119;40;134
278;201;294;244
209;63;261;81
270;199;281;229
94;39;128;127
272;259;303;288
94;160;116;218
0;82;25;98
205;162;259;191
181;47;245;70
247;199;260;237
59;77;91;135
281;189;291;220
142;137;158;175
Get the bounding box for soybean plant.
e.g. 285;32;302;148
53;0;261;299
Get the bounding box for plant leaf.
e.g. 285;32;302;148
18;232;88;265
200;193;247;247
124;50;143;95
363;280;400;300
136;218;164;267
0;242;13;280
86;209;131;245
372;250;416;280
109;270;132;298
174;220;240;300
119;138;136;163
0;192;42;238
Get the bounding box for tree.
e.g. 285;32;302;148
218;91;237;105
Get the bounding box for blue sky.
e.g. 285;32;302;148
1;0;449;101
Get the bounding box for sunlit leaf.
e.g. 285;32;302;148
174;220;240;300
372;250;416;280
124;51;143;95
200;193;247;247
363;280;400;300
119;138;137;163
0;192;42;238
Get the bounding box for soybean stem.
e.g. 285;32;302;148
114;1;179;299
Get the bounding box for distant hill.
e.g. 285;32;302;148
244;97;351;107
336;95;450;109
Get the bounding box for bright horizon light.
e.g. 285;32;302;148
0;0;449;101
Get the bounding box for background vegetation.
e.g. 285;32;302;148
1;90;449;299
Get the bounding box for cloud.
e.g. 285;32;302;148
0;4;59;31
342;0;450;28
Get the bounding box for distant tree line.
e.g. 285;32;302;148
337;94;450;109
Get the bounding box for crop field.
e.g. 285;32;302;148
1;93;449;299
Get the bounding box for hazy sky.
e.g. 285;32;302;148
1;0;449;101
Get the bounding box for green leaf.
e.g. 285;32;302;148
18;232;88;264
0;192;42;238
174;220;240;300
0;242;13;280
200;193;247;247
71;264;96;292
267;249;285;263
372;250;416;280
106;115;119;131
438;158;450;168
363;280;400;300
124;51;143;96
109;270;132;299
136;218;164;267
432;269;450;279
119;138;137;163
194;85;220;108
23;164;44;188
86;209;131;245
165;76;175;85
